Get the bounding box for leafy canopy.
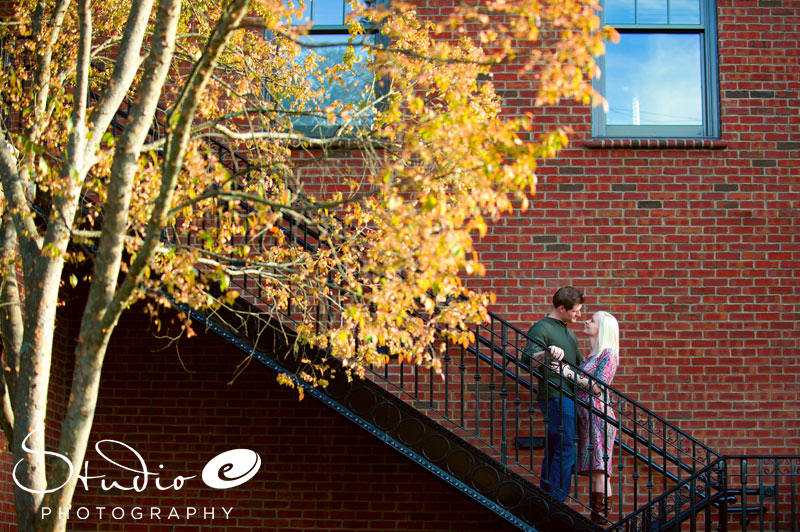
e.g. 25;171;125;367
0;0;615;390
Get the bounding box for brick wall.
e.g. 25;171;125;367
424;0;799;456
0;444;11;527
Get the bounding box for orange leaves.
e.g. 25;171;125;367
0;0;615;398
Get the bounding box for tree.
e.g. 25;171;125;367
0;0;615;530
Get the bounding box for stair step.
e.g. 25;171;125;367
516;436;545;450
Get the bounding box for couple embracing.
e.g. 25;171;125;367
524;286;620;525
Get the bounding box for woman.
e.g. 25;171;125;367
558;311;619;524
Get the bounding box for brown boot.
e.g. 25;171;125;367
605;494;614;522
590;491;607;524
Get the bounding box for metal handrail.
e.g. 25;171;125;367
364;312;720;521
469;335;707;485
608;455;800;532
475;320;717;462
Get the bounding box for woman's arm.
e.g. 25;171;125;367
559;364;603;396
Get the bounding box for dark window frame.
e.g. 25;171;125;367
592;0;721;139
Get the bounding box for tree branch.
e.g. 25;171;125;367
0;212;21;452
27;0;73;146
211;123;388;148
106;0;253;333
0;140;41;260
83;0;157;165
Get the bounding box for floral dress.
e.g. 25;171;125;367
576;347;619;474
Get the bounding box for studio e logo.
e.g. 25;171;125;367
13;429;262;494
201;449;261;489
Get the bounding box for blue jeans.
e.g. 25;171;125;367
538;398;576;501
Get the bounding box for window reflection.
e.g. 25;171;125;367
313;1;350;26
638;0;667;23
670;0;701;24
605;0;635;24
279;1;379;136
286;0;352;26
293;34;375;133
604;33;702;126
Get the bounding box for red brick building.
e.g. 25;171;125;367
1;0;798;530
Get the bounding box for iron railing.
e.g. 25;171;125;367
609;455;800;532
362;313;721;524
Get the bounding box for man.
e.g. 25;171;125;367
524;286;584;502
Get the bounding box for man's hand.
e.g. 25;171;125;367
548;345;564;361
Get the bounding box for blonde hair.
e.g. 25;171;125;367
594;311;620;355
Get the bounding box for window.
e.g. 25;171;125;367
592;0;720;138
280;0;387;137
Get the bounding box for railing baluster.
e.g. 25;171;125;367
528;371;535;473
459;343;465;427
742;458;748;532
677;431;683;489
758;458;765;532
488;316;495;447
428;350;434;409
414;358;419;401
771;457;777;532
663;422;668;496
633;404;640;514
513;330;520;465
704;466;712;532
616;395;624;524
499;323;508;466
689;475;696;532
648;415;654;503
602;381;609;513
444;339;450;419
587;383;595;502
720;459;729;532
792;457;797;532
473;323;481;439
556;352;565;500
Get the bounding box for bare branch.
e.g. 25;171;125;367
167;186;378;218
83;0;157;165
0;140;41;256
212;123;383;148
107;0;253;331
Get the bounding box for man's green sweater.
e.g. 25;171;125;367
523;316;583;401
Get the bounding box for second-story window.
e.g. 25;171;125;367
592;0;720;138
282;0;386;137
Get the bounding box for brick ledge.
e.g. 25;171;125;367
583;138;728;150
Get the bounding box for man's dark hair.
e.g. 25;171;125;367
552;286;584;311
